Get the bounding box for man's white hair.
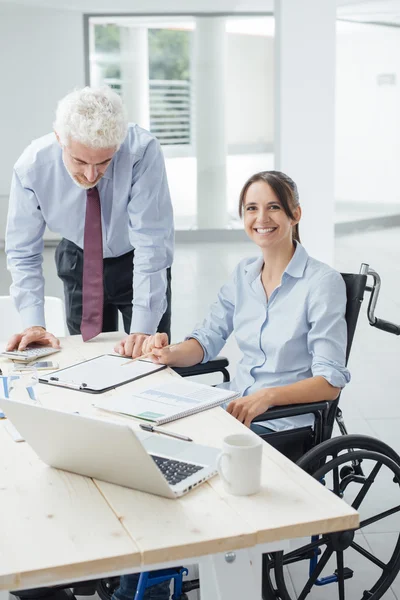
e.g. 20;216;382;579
54;86;128;149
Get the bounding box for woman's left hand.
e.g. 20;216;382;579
226;390;273;428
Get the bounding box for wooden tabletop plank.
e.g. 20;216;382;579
0;421;141;591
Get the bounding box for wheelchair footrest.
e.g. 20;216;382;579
334;567;354;580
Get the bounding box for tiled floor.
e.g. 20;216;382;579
1;227;400;599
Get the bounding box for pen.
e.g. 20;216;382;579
121;342;181;366
139;422;193;442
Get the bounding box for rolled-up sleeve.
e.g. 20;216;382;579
307;271;351;388
128;137;174;334
5;170;46;329
188;269;236;363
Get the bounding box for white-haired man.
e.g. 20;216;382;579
5;86;173;359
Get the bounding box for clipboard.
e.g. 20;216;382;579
39;354;167;393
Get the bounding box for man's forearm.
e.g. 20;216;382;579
6;171;47;329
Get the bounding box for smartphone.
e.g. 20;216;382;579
15;361;59;371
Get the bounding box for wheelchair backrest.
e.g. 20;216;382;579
341;273;368;364
325;272;368;429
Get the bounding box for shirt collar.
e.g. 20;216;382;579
244;256;265;283
284;242;309;279
244;242;309;283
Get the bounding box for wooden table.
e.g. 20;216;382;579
0;333;359;600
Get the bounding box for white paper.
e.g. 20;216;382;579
40;355;163;391
94;379;238;423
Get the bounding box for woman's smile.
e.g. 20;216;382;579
253;226;277;235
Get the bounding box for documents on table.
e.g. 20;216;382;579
39;354;167;393
94;379;240;424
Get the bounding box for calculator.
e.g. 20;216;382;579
1;346;61;363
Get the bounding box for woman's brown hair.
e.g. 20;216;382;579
238;170;301;243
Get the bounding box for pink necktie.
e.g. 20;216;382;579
81;186;103;341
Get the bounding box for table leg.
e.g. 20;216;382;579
198;547;262;600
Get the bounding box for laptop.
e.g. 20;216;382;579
0;398;219;498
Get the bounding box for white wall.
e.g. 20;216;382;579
336;21;400;206
0;2;84;238
226;33;273;150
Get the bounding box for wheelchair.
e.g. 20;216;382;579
10;263;400;600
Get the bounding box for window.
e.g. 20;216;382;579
87;15;274;230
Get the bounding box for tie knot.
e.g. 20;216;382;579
87;186;100;201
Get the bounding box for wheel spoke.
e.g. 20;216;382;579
360;505;400;529
281;537;328;564
333;465;341;496
337;550;345;600
350;540;388;571
352;462;382;510
298;546;333;600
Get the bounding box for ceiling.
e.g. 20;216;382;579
1;0;400;24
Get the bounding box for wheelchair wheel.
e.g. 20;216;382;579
263;435;400;600
96;578;120;600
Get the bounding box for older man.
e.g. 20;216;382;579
6;86;174;359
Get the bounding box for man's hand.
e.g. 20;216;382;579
226;389;273;428
6;326;61;352
114;333;151;359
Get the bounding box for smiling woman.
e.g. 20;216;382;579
141;169;350;435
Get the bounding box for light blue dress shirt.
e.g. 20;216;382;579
189;243;351;431
5;124;174;334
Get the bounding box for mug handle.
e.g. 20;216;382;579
217;452;231;487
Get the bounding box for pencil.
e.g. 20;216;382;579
120;343;179;366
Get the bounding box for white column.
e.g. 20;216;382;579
120;26;150;130
89;22;102;88
274;0;336;265
194;18;227;229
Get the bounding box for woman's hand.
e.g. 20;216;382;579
142;332;180;365
142;336;204;368
226;389;274;428
142;333;168;362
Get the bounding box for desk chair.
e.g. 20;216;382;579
0;296;67;339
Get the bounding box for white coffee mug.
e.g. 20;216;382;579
217;433;263;496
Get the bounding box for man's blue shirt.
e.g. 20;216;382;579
5;124;174;333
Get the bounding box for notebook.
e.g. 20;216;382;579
39;354;166;393
94;379;240;424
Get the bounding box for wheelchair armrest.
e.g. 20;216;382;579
172;356;230;382
251;401;331;422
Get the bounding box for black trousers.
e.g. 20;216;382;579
55;238;172;339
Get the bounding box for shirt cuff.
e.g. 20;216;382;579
130;309;163;335
185;333;209;363
312;361;351;388
19;306;46;331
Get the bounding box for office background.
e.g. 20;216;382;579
0;0;400;597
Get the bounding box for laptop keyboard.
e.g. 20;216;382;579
151;455;204;486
